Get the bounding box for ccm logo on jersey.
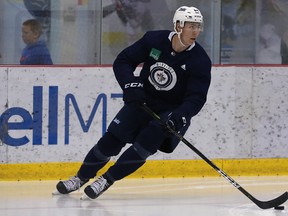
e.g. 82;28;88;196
124;82;144;88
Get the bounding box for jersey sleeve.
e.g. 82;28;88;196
113;32;151;90
176;56;212;119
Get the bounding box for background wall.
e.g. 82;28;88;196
1;0;288;65
0;66;287;165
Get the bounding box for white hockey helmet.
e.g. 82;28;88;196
173;6;203;31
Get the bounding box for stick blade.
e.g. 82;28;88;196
255;191;288;209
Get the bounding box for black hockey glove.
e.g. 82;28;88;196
166;112;187;132
123;79;145;106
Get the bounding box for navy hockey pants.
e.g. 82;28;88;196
77;104;189;182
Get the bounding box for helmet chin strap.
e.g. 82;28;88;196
177;29;189;47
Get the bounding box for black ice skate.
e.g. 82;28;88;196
53;176;88;195
81;176;111;199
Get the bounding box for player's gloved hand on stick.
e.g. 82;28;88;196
166;112;186;132
123;79;145;106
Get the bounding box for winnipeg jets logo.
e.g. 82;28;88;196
156;72;166;82
149;62;177;91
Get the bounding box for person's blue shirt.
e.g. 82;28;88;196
20;40;53;65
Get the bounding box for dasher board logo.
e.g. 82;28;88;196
149;48;161;60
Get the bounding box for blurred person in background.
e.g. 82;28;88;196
114;0;155;44
20;19;53;65
229;0;256;63
256;23;281;64
261;0;288;64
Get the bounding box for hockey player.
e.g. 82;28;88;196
54;6;211;199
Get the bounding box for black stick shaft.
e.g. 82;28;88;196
142;104;288;209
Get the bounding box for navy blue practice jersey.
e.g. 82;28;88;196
113;30;211;120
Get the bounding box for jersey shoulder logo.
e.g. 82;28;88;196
148;62;177;91
149;48;161;60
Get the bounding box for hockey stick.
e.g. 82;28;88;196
103;3;117;18
141;104;288;209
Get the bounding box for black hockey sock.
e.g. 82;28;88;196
78;145;110;180
106;145;146;181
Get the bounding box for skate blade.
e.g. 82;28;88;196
52;190;61;195
80;193;91;200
